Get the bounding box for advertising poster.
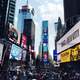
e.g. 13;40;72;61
21;34;27;48
53;50;57;62
43;53;48;62
70;44;80;61
43;46;48;52
60;44;80;63
60;49;71;63
9;44;22;60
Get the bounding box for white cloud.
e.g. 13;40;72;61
38;2;64;22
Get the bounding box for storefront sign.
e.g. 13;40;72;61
57;21;80;53
61;49;71;63
60;44;80;63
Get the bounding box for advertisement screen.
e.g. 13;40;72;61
43;35;48;39
61;49;71;63
60;44;80;63
43;39;48;43
9;44;22;60
43;53;48;62
21;34;27;48
43;28;48;33
70;44;80;61
53;50;57;61
0;43;4;62
43;46;48;52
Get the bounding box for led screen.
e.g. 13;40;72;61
43;46;48;52
43;39;48;43
9;44;22;60
43;53;48;62
21;34;27;48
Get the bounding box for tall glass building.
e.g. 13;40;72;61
17;5;34;33
17;5;35;50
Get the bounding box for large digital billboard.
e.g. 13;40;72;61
43;46;48;52
43;39;48;43
60;44;80;63
9;44;22;60
60;49;71;63
53;50;57;62
42;21;48;29
0;43;4;63
21;34;27;48
43;53;48;62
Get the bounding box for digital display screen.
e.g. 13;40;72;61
9;44;22;60
43;46;48;52
21;34;27;48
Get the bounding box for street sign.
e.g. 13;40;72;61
53;50;57;62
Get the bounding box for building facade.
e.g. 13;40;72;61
0;0;16;38
57;21;80;63
64;0;80;31
17;5;35;49
17;4;35;65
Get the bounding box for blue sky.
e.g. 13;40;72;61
14;0;64;58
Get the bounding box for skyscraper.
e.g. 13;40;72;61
17;4;35;50
64;0;80;30
17;5;34;34
42;21;48;62
0;0;16;38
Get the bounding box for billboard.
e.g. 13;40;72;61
53;50;57;62
43;46;48;52
70;44;80;61
42;21;48;29
60;44;80;63
43;28;48;33
43;53;48;62
21;34;27;48
42;34;48;43
0;43;4;63
57;21;80;53
9;44;22;60
43;39;48;43
60;49;71;63
8;27;18;42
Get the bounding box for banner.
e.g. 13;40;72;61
70;44;80;61
60;44;80;63
53;50;57;62
61;49;71;63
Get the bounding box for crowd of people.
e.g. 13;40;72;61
0;61;80;80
